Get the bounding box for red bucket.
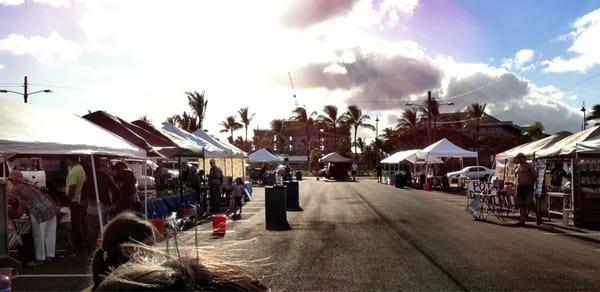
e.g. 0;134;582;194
423;183;431;191
212;214;227;236
150;218;166;240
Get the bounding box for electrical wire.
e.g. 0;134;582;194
432;116;482;125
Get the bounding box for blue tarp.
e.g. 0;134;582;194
147;192;198;218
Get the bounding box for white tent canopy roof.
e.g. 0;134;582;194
160;123;227;157
192;130;245;158
319;152;353;163
381;149;443;164
537;126;600;158
248;148;282;163
0;97;146;158
495;132;570;161
418;138;478;158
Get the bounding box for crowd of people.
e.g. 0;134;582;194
5;157;141;266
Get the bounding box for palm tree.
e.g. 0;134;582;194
180;111;200;132
166;114;180;125
238;107;255;143
343;105;375;157
467;103;487;147
186;91;208;130
139;115;151;123
396;108;420;148
220;115;242;142
317;105;345;149
585;104;600;127
523;121;545;141
270;119;286;151
292;107;317;164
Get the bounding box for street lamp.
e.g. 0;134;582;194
0;76;52;103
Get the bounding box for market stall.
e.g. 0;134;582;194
318;152;352;180
417;138;478;190
0;98;146;268
192;129;246;179
535;126;600;227
380;149;443;185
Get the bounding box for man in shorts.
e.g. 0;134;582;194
513;153;537;226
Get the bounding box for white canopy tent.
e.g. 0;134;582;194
160;123;226;157
536;126;600;158
495;132;570;161
248;148;282;163
417;138;478;188
381;149;443;165
0;98;146;158
192;129;245;158
418;138;478;159
319;152;352;163
0;97;147;233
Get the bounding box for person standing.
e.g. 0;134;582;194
57;196;75;257
376;164;383;183
112;161;140;215
231;177;244;218
86;158;118;248
514;153;537;226
351;160;358;182
208;159;223;214
8;170;57;263
65;157;87;253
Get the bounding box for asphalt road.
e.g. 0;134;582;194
13;179;600;290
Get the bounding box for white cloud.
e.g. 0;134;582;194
0;32;82;63
502;49;535;72
0;0;70;6
542;8;600;73
0;0;23;5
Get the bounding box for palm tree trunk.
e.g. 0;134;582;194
333;124;337;151
245;126;248;143
354;126;358;158
230;129;234;142
306;123;310;167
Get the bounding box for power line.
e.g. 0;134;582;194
559;71;600;92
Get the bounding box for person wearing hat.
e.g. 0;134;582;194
513;153;537;226
8;170;58;264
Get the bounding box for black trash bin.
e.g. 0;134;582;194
266;173;277;186
295;171;302;181
395;173;405;188
283;181;303;211
265;185;291;230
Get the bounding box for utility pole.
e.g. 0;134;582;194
581;101;587;130
0;75;51;103
23;76;28;103
426;91;433;145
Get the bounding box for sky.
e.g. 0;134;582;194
1;0;600;143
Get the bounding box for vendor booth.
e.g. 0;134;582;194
318;152;352;180
380;149;443;186
418;138;478;190
192;129;246;179
247;148;283;185
0;98;147;269
535;126;600;227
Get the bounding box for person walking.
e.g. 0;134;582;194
65;157;87;253
231;177;245;219
376;164;383;183
351;160;358;182
514;153;537;226
208;159;223;214
8;170;58;264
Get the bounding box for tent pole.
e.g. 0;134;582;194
178;156;183;207
144;159;148;219
90;155;105;234
223;158;227;176
425;154;429;185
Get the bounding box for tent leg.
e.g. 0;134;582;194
90;155;105;234
144;159;148;219
178;156;183;208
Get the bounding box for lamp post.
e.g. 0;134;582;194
0;76;52;103
581;101;587;131
375;116;380;163
406;91;453;145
